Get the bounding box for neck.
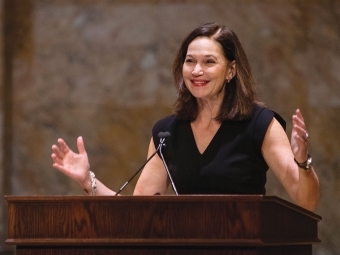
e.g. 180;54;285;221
193;100;222;128
196;97;222;120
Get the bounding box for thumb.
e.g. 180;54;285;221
77;136;87;155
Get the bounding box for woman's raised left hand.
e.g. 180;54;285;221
290;109;309;163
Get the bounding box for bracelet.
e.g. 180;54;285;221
294;154;312;171
84;171;97;195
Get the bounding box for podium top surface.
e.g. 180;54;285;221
5;194;321;220
5;195;321;247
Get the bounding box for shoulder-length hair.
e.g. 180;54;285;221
173;22;263;122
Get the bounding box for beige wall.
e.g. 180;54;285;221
1;0;339;254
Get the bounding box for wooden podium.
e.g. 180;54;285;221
5;195;321;255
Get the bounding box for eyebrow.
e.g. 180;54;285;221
186;54;218;59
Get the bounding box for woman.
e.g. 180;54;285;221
51;23;319;211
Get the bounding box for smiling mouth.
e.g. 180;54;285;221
191;80;208;87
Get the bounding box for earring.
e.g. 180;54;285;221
225;78;230;84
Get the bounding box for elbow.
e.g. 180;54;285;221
296;193;320;212
296;175;320;211
300;201;318;211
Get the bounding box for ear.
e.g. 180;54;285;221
226;60;236;81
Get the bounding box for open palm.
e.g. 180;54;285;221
51;136;90;186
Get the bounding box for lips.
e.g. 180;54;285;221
191;79;209;87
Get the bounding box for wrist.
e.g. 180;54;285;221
294;154;313;171
83;171;97;195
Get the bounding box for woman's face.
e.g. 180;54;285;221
182;37;234;101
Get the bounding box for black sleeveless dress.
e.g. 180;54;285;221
152;105;286;195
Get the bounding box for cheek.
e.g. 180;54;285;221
182;66;190;77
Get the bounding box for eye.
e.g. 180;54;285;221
205;59;216;64
184;58;194;63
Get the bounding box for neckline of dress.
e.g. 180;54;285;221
188;120;224;156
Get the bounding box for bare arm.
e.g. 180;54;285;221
262;110;320;211
133;138;170;195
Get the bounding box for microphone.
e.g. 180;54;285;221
158;132;178;195
158;131;170;138
114;131;175;196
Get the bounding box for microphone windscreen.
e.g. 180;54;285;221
158;132;171;138
163;131;171;137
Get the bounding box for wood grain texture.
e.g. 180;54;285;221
5;195;321;254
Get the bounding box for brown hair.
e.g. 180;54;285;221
173;22;262;121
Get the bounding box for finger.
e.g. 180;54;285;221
294;109;308;129
293;132;309;156
293;109;309;141
295;109;304;120
51;153;64;165
292;113;305;126
293;124;309;142
57;138;70;154
295;133;308;143
77;136;86;155
51;144;65;159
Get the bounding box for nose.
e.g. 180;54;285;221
192;64;203;76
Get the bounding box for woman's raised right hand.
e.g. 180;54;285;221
51;136;91;188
